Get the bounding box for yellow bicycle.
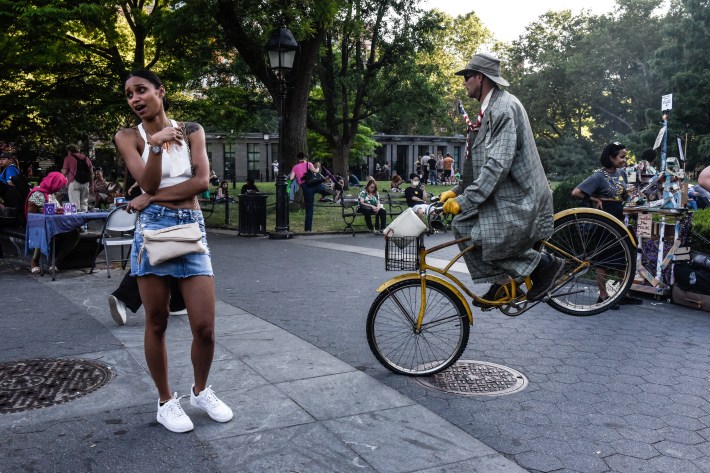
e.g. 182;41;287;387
367;205;637;376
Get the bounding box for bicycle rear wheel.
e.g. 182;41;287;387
367;279;469;376
540;212;636;316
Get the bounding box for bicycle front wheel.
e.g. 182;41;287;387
367;279;469;376
541;212;636;316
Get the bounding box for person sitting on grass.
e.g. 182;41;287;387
215;180;236;203
332;174;345;203
347;170;361;187
240;177;259;194
390;174;404;193
209;170;220;186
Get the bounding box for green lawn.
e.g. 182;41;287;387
203;181;451;233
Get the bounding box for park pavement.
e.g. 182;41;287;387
0;230;527;473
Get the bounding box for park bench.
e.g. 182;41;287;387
340;194;370;235
198;198;217;219
383;191;408;220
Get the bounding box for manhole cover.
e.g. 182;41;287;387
416;360;528;396
0;358;114;413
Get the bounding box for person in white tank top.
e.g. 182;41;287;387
114;70;232;434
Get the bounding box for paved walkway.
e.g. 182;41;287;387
4;228;710;473
0;250;525;473
207;231;710;473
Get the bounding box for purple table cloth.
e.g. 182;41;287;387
26;211;110;257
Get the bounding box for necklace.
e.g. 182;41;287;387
597;168;624;199
143;119;172;151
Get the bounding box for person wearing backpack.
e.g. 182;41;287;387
61;144;94;211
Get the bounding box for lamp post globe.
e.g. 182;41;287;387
266;26;298;239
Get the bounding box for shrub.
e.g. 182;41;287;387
551;174;588;213
690;208;710;253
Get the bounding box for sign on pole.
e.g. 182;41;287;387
661;94;673;111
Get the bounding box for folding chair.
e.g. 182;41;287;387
90;206;138;278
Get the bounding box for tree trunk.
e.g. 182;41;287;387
213;0;327;176
332;141;350;178
286;32;323;170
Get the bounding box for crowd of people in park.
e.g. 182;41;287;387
411;152;459;186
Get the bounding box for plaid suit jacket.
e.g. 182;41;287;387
452;88;554;261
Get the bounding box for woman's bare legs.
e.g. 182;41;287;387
138;275;172;401
178;275;216;395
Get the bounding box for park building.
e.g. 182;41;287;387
56;133;468;183
203;132;467;183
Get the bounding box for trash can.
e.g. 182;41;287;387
238;192;268;236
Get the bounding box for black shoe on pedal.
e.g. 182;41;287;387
472;283;502;308
527;255;565;301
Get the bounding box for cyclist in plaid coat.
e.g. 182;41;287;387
440;53;562;302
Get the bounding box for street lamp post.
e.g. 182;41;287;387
266;26;298;240
263;132;270;182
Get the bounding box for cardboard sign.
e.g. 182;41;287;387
637;213;653;238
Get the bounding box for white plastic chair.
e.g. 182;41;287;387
90;206;138;278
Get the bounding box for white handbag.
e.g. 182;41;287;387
138;222;207;265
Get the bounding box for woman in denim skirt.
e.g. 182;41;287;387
115;70;232;433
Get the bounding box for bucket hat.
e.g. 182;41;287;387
455;53;509;87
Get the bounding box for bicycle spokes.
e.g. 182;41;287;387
541;212;635;316
367;280;469;376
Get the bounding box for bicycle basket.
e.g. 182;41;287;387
385;236;420;271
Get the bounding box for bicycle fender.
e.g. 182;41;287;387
376;274;473;325
554;207;637;247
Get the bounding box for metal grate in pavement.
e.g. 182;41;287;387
416;360;528;396
0;358;114;413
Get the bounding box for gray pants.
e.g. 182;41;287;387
453;217;541;284
68;180;90;212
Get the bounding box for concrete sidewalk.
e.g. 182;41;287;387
0;257;526;473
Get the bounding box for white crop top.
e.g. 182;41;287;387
137;119;192;189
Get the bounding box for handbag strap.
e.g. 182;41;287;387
181;122;199;212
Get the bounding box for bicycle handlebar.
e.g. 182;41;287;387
426;198;445;231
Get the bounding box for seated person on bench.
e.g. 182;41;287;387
404;173;428;217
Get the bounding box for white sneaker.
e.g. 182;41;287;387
157;393;194;433
108;295;127;326
169;308;188;316
190;384;233;422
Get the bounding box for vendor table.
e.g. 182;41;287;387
26;211;110;280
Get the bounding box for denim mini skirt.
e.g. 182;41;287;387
131;204;213;278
